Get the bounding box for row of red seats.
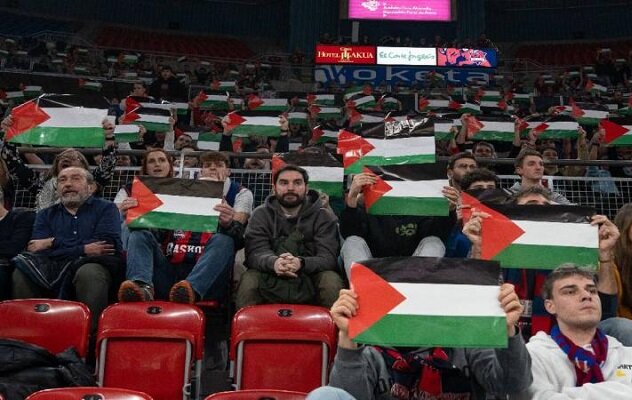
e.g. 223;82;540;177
94;26;254;59
0;299;336;400
25;387;307;399
516;41;632;66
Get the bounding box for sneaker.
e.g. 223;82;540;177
169;280;197;304
118;280;154;302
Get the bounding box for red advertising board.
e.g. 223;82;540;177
315;45;376;65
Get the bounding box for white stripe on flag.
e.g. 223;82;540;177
137;114;170;124
302;166;343;183
434;123;453;133
384;179;446;198
114;125;140;134
428;100;449;108
480;121;514;132
41;108;106;128
545;121;579;130
512;220;598;248
243;116;279;126
366;137;435;157
155;194;221;216
389;283;504;317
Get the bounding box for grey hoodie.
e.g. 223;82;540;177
244;190;339;274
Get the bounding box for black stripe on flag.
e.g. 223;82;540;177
358;257;500;286
366;162;448;181
38;93;110;109
278;151;342;167
139;177;224;198
483;203;595;223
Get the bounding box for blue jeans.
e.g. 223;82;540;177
599;317;632;346
125;229;234;300
306;387;356;400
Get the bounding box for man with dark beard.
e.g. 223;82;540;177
235;165;343;310
11;167;122;330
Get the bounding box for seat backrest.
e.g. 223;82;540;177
230;304;337;392
204;390;306;400
26;387;153;400
96;302;205;400
0;299;91;358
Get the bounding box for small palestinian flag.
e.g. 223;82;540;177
530;115;579;139
377;96;401;111
600;118;632;146
311;124;339;144
309;105;341;121
210;80;236;92
307;94;335;106
248;97;288;111
362;164;449;216
272;152;343;197
417;97;450;112
6;94;108;148
337;118;435;174
433;118;458;141
511;93;531;104
462;194;598;270
187;131;229;150
127;96;188;115
2;90;24;103
224;111;281;137
344;86;365;101
479;89;502;102
465;115;515;141
346;95;376;110
195;91;230;110
586;79;607;94
23;86;42;98
126;177;222;232
615;96;632;117
566;102;609;126
79;80;102;91
122;106;171;132
349;257;507;348
448;99;481;115
113;125;141;143
287;111;308;126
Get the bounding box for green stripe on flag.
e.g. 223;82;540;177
354;314;507;348
128;212;218;232
494;244;598;270
10;127;104;148
472;130;515;141
231;125;280;137
133;121;171;132
345;154;435;174
539;130;579;139
369;197;448;216
309;181;342;198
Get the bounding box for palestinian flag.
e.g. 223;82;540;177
362;164;449;216
343;86;365;101
530;115;579;139
346;95;376;110
195;91;230;110
23;86;42;98
566;102;609;126
417;97;450;112
465;115;515;141
224;111;281;137
601;118;632;146
187;131;226;150
127;96;188;115
480;100;514;113
6;94;108;148
126;177;222;232
349;257;506;348
114;125;141;143
479;89;502;102
433;118;457;141
309;105;341;121
448;100;481;115
338;119;435;174
247;97;288;111
1;90;24;103
287;111;308;126
79;80;102;91
586;79;607;94
307;94;335;106
210;80;236;92
615;97;632;116
122;106;171;132
511;93;531;104
311;124;339;144
377;96;400;111
272;152;343;197
462;194;599;270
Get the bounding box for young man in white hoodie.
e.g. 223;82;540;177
517;265;632;399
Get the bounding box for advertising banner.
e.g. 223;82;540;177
315;45;376;65
377;47;437;66
314;65;495;85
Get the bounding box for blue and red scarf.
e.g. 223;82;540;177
551;325;608;386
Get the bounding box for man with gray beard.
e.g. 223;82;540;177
12;167;122;330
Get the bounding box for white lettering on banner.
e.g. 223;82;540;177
377;47;436;66
314;66;492;85
353;69;377;80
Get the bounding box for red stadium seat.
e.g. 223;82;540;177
26;387;153;400
230;304;337;393
204;390;307;400
96;302;205;400
0;299;91;358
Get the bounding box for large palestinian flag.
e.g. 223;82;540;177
601;118;632;146
565;102;609;126
6;94;108;148
338;118;435;174
272;152;344;198
224;111;281;137
126;177;222;232
462;193;599;270
349;257;507;348
122;105;171;132
309;105;342;121
362;164;449;216
247;97;288;111
194;91;231;110
464;115;515;141
528;115;579;139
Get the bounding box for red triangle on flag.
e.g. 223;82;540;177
337;131;375;168
600;120;630;143
515;118;529;132
224;112;246;132
348;109;362;125
126;96;141;110
532;123;549;136
196;90;208;103
121;109;140;124
505;92;514;101
308;104;321;117
125;176;164;225
464;115;484;138
628;96;632;108
497;99;508;111
306;94;316;104
311;126;324;142
460;193;525;260
348;263;406;340
448;100;461;110
585;79;594;91
5;100;50;141
210;80;220;91
571;103;584;118
361;167;392;211
247;95;263;110
418;97;429;111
